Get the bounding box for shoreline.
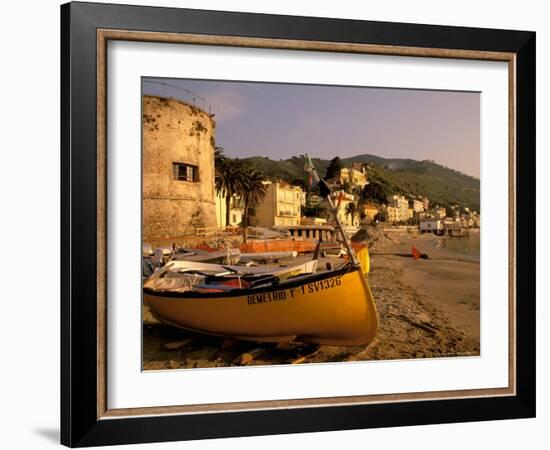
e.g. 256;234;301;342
143;229;480;369
371;232;480;346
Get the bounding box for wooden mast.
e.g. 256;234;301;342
306;155;359;266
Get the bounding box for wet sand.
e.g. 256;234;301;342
143;230;480;370
382;234;480;341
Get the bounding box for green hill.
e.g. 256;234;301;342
242;154;480;212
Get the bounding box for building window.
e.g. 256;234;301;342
173;163;199;182
232;214;237;224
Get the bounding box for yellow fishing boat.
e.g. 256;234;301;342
144;261;378;346
143;155;378;346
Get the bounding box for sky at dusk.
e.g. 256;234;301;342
143;78;480;178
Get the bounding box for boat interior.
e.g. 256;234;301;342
144;260;355;297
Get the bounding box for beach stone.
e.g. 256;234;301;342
168;360;180;369
415;312;432;324
164;338;194;350
235;348;264;365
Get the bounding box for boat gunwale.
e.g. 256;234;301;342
143;263;359;299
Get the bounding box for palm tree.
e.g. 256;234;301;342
214;146;226;166
214;148;267;238
241;169;267;242
215;155;247;227
344;201;359;227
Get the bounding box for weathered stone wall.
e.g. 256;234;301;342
143;95;217;239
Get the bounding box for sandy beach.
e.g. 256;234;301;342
143;229;480;370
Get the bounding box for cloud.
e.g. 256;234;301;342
204;88;246;123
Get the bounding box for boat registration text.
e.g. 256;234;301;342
247;276;343;305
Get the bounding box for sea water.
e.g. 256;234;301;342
440;231;480;261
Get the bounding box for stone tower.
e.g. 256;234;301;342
142;95;217;239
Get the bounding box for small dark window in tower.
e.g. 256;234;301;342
173;163;199;182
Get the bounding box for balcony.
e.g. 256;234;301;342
278;210;298;217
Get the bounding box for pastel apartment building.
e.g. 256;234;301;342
250;181;303;227
386;194;410;223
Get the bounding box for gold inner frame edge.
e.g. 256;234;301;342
96;29;517;420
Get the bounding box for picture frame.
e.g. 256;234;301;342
61;1;536;447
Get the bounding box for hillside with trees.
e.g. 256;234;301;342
242;154;480;212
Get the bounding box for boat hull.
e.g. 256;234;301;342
144;266;378;346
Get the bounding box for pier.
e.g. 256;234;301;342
446;226;470;237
